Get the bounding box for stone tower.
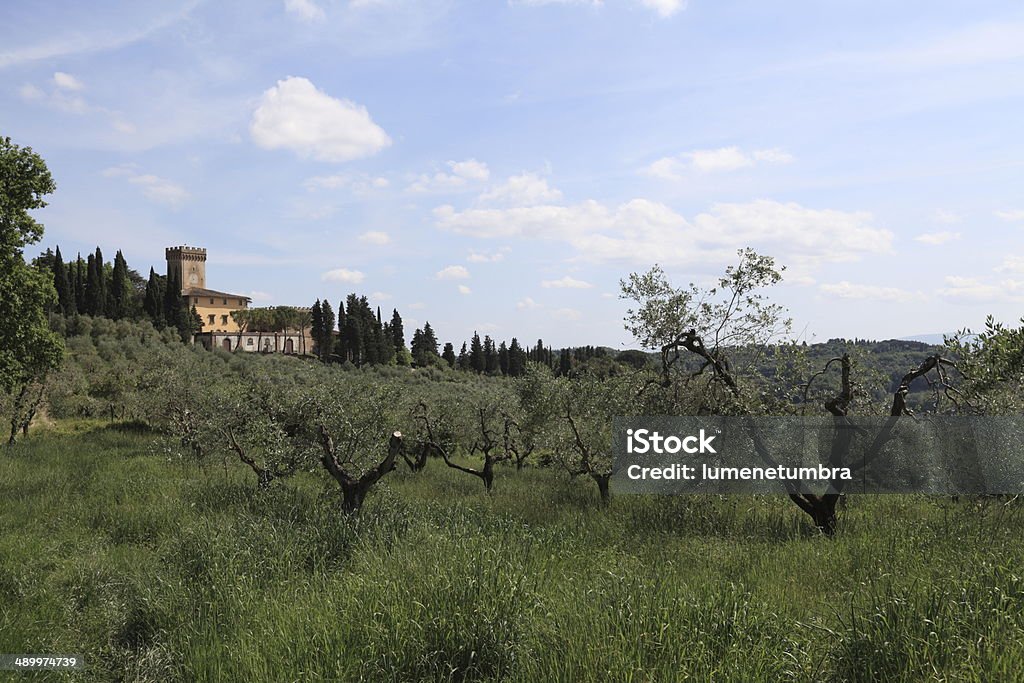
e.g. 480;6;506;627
166;245;207;293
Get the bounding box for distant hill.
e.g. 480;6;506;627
898;333;952;345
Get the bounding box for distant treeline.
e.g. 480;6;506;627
33;245;636;377
309;294;624;378
34;246;200;341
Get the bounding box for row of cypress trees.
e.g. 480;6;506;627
40;245;199;340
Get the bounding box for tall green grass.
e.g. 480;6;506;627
2;424;1023;681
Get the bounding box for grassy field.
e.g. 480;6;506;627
2;422;1024;682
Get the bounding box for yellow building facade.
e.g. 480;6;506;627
168;244;307;354
167;245;251;334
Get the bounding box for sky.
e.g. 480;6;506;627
3;0;1024;349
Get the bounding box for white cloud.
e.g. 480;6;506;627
479;172;562;206
914;231;960;245
284;0;325;21
0;4;195;69
467;250;505;263
819;281;923;303
517;297;541;309
436;265;470;280
449;159;489;181
102;165;190;208
996;209;1024;222
371;291;392;300
52;71;84;91
18;84;44;100
250;76;391;162
638;0;686;17
19;76;92;114
938;276;1023;302
513;0;685;17
407;158;490;193
436;198;891;271
359;230;391;245
933;209;962;224
458;284;472;295
997;256;1024;274
322;268;366;283
305;172;389;194
552;307;582;321
645;146;794;179
542;275;593;289
407;302;426;310
690;147;758;172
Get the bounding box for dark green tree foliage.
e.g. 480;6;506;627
390;309;407;364
0;136;63;393
558;350;572;377
457;342;469;370
51;245;74;315
310;300;324;358
340;294;362;364
320;299;335;361
484;335;499;374
163;257;182;332
498;341;509;376
95;247;107;314
109;249;132;319
410;322;440;367
187;305;203;337
74;255;85;313
469;332;485;373
143;267;164;327
85;251;103;316
508;338;526;377
335;300;346;358
442;342;456;368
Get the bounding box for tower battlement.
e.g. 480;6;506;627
166;245;207;290
165;246;207;262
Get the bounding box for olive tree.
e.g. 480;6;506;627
305;378;405;513
1;137;63;445
415;385;514;492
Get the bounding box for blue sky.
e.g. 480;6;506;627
4;0;1024;349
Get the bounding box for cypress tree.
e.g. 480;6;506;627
143;267;164;327
390;309;407;362
421;322;439;357
51;246;73;315
341;294;362;364
320;299;335;361
163;258;182;330
339;301;352;362
457;342;469;370
310;299;324;358
508;338;526;377
110;250;131;319
74;255;86;313
484;335;498;374
85;252;101;315
470;332;485;373
442;342;456;368
558;350;572;376
498;341;509;376
93;247;107;315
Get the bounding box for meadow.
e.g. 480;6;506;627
3;420;1023;682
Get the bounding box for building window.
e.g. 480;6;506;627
247;338;254;346
207;314;215;325
210;298;214;304
223;298;228;305
221;315;228;325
